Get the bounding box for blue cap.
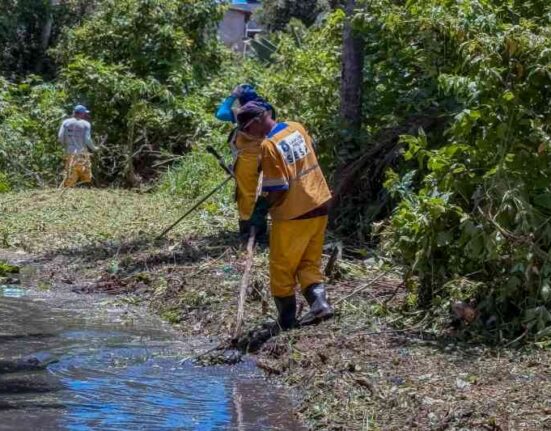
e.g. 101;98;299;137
74;104;90;114
237;85;259;106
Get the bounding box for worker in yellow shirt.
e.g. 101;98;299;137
236;101;334;329
215;84;273;243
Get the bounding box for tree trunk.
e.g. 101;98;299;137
125;109;140;188
36;0;58;73
331;0;364;225
39;14;53;53
339;0;364;153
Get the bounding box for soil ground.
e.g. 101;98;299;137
2;189;551;430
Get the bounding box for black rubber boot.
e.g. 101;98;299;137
238;220;251;244
274;295;297;330
300;283;334;326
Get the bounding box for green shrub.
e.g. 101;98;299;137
0;172;10;193
158;147;232;204
0;76;67;189
53;0;224;186
0;0;226;189
256;0;336;31
369;0;551;338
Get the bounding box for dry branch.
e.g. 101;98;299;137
331;112;446;228
233;226;256;338
334;270;394;306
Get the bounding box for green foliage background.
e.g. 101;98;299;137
364;0;551;338
0;0;225;188
256;0;338;31
249;0;551;339
0;0;94;78
3;0;551;338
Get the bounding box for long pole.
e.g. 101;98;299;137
156;145;234;240
156;176;233;240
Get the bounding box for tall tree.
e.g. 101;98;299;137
258;0;338;31
0;0;95;78
37;0;59;73
339;0;364;154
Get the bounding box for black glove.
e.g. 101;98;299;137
249;197;269;237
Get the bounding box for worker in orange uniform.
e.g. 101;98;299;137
58;104;97;188
236;101;334;329
215;85;272;243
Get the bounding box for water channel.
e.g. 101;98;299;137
0;265;305;431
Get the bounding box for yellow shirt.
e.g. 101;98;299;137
260;121;331;220
234;132;262;156
233;132;263;220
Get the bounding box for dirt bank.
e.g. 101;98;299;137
2;189;551;430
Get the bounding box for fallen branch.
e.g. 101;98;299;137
330;112;446;227
324;243;342;278
504;327;529;348
334;269;394;306
180;341;228;364
382;281;405;305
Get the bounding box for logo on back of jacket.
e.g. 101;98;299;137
65;124;85;139
277;131;310;164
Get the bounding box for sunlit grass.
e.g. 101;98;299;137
0;186;235;253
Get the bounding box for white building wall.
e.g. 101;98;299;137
219;10;247;51
218;5;262;53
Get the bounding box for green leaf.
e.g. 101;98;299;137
534;193;551;210
502;90;515;102
436;231;453;247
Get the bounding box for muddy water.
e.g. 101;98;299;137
0;277;305;430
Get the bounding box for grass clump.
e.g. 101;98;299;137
160;309;183;324
0;261;19;275
157;148;233;201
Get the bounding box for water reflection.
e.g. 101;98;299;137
0;286;305;431
0;286;26;298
